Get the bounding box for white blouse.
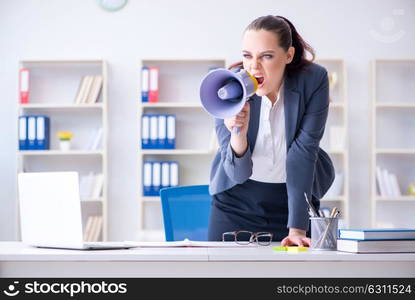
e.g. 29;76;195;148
249;85;287;183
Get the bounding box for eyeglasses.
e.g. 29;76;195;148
222;231;273;246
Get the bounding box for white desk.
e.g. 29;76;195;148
1;242;415;277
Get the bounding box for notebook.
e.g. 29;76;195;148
337;239;415;253
338;228;415;241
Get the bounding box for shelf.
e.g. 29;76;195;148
321;196;345;202
376;103;415;108
21;59;104;64
375;149;415;154
19;103;104;109
141;149;214;155
141;102;203;108
81;198;104;203
18;150;104;156
376;196;415;201
329;102;345;108
326;150;347;155
142;197;160;203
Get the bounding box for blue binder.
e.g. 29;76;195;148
141;66;149;102
141;114;150;149
27;116;37;150
35;115;50;150
149;115;158;149
166;115;176;149
143;161;152;196
151;161;161;196
18;116;28;150
158;114;167;149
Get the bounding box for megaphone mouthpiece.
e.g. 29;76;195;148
217;80;243;101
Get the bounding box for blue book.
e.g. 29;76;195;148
18;116;28;150
141;67;149;102
35;115;50;150
338;228;415;241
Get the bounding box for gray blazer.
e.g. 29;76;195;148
209;62;335;231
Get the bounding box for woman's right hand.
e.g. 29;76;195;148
224;102;250;137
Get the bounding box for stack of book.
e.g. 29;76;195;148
74;75;103;104
79;172;104;200
337;228;415;253
376;166;401;197
83;215;103;242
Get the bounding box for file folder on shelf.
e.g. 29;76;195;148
27;116;36;150
141;115;150;149
169;161;179;187
149;67;159;103
35;115;50;150
166;115;176;149
151;161;161;196
161;161;170;189
19;68;30;104
158;115;167;148
149;115;158;149
143;161;152;196
141;66;149;102
18;116;28;150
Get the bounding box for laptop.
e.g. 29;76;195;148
18;171;135;250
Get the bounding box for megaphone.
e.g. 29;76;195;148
200;68;258;121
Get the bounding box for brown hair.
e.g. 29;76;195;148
229;15;315;76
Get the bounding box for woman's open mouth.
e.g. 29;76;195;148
254;76;265;87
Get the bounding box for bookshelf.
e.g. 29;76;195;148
16;59;108;241
371;59;415;228
316;59;349;228
137;58;225;241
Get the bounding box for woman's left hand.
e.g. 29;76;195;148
281;228;311;247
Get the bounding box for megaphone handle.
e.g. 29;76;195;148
232;126;240;134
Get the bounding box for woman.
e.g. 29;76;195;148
208;15;335;246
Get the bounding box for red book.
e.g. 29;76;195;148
149;66;159;103
19;68;30;104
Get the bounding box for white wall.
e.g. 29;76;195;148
1;0;414;240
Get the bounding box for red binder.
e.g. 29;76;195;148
19;68;30;104
149;66;159;103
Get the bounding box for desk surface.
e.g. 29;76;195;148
1;242;415;261
1;242;415;277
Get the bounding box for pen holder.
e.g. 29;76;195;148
310;217;338;251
